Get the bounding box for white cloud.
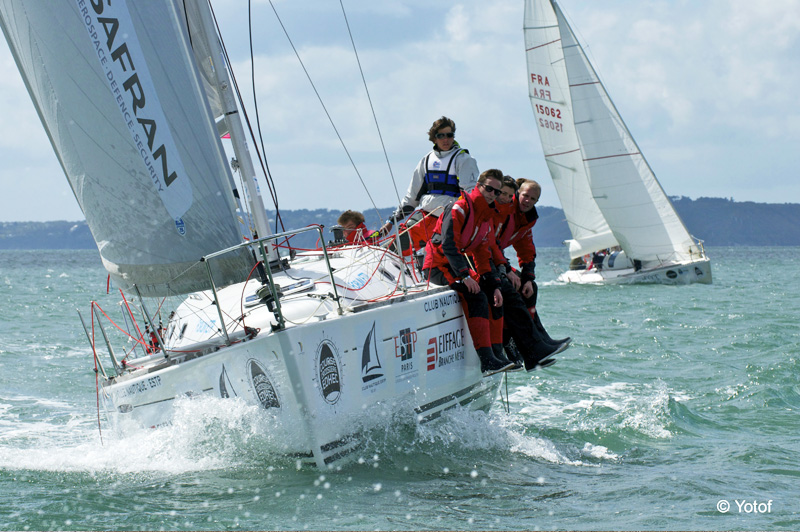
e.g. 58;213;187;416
0;0;797;222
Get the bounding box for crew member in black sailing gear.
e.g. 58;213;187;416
493;177;571;365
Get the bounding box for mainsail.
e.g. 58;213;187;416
524;0;701;264
0;0;252;296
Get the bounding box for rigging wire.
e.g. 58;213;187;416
265;0;382;215
207;1;288;238
89;307;104;445
209;0;395;235
337;0;401;211
246;0;285;237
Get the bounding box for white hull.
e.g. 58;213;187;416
557;257;712;285
2;1;506;471
99;246;502;468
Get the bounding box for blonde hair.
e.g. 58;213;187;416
516;179;541;195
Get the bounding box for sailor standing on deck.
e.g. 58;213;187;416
379;116;479;258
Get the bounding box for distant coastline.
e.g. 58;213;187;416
1;197;798;250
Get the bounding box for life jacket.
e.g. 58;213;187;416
418;148;467;199
494;202;518;250
452;189;492;254
345;222;369;243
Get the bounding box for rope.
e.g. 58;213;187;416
120;290;148;356
90;303;104;445
338;0;401;215
266;0;381;214
502;372;510;414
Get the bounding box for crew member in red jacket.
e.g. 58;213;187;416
337;210;377;244
423;170;513;376
424;170;565;374
494;177;571;349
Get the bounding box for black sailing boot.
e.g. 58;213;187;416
501;338;524;371
477;347;514;377
522;338;570;372
533;311;571;347
492;343;514;366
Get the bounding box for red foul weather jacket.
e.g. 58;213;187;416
424;186;505;283
493;195;539;282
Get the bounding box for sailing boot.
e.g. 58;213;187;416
502;338;525;371
492;343;513;365
522;339;570;372
493;342;522;371
477;347;514;377
532;309;571;347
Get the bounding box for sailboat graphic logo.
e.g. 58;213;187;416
361;322;383;383
219;364;238;398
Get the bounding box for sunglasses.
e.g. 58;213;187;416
435;132;455;139
480;183;502;196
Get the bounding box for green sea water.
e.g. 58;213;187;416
1;247;798;531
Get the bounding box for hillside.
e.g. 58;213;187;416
1;197;798;250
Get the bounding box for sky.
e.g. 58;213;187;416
1;0;799;222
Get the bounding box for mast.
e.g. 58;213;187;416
194;1;278;261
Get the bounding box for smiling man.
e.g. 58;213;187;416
422;169;513;377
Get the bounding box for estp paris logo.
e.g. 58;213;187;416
317;339;342;404
395;327;417;361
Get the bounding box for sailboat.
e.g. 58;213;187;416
0;1;502;468
524;0;712;285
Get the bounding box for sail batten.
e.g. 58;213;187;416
1;0;252;296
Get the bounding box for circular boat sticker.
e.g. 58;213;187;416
248;359;281;410
316;339;342;405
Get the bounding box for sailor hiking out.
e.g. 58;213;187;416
493;177;572;364
422;170;513;376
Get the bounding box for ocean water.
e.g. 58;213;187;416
1;247;798;531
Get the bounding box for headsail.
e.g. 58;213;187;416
0;0;252;296
524;0;616;258
524;0;702;264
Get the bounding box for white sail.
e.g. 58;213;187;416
524;0;617;258
524;0;703;265
180;1;226;122
0;0;251;296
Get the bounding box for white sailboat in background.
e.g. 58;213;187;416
0;0;503;468
524;0;712;285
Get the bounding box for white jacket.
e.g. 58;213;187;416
392;142;479;221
